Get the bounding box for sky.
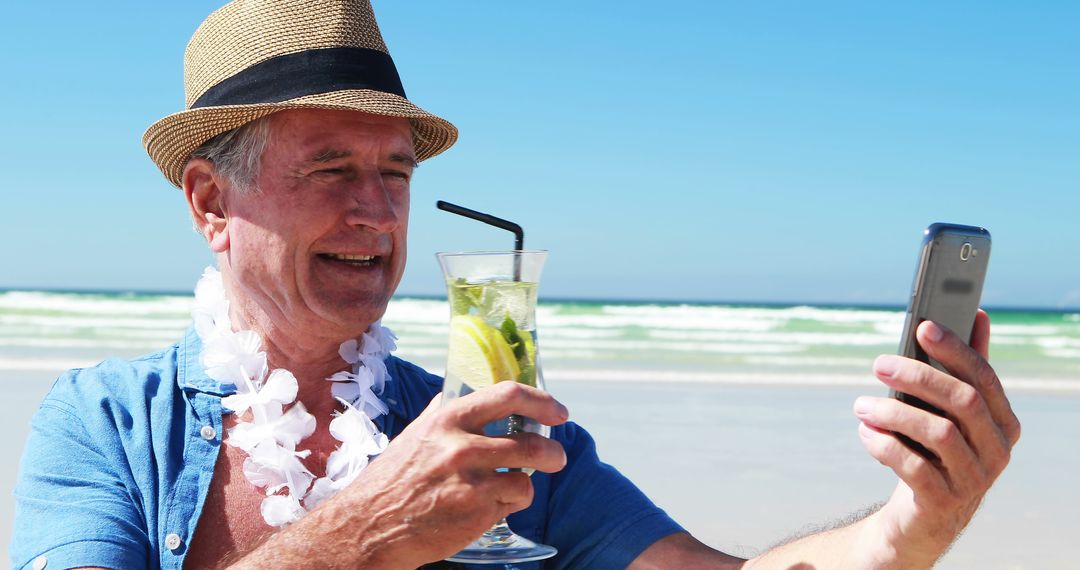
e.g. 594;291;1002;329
0;1;1077;308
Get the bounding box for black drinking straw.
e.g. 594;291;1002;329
436;200;524;281
436;200;528;440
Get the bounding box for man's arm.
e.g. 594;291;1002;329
224;381;569;569
630;309;1021;569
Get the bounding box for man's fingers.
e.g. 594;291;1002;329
970;309;991;359
917;319;1021;448
454;432;567;473
448;381;570;433
873;354;1009;465
486;471;534;516
857;421;949;500
854;397;983;493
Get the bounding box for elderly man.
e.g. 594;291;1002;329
12;0;1020;569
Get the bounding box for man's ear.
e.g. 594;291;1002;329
183;157;230;253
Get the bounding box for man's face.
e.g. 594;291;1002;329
220;109;415;339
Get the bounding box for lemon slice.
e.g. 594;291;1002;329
447;315;521;391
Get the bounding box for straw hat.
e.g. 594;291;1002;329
143;0;457;188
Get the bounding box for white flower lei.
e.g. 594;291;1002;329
192;267;396;527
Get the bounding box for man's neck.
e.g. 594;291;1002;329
222;282;372;408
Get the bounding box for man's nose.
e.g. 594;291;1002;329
342;172;400;233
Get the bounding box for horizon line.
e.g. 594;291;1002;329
1;285;1077;314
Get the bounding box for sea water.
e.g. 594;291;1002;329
1;289;1078;392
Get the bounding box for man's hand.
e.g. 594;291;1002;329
633;310;1021;569
229;381;569;570
853;309;1021;566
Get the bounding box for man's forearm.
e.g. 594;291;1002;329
223;495;420;570
744;504;938;570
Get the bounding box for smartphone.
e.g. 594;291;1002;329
892;223;991;455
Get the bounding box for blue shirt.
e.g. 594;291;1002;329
11;327;683;569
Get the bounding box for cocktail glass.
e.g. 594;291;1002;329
437;250;557;564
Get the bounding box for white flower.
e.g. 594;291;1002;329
305;402;388;511
359;354;390;396
228;401;316;451
329;402;389;458
337;339;361;364
362;323;398;357
203;329;266;385
192;267;231;342
261;494;307;528
326;366;388;417
242;439;314;496
222;368;299;416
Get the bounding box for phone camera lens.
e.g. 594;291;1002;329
960;242;973;261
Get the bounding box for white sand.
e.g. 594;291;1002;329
4;369;1076;568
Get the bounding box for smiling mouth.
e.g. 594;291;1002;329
318;253;379;267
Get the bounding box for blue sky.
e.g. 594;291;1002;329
1;1;1077;308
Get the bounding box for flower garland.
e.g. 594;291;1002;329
192;266;396;527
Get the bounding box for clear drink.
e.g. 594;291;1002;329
441;278;549;446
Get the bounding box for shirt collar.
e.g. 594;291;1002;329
177;325;237;396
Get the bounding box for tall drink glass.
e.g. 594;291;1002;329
437;250;557;564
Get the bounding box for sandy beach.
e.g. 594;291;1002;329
4;364;1077;568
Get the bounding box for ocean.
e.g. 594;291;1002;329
1;289;1077;391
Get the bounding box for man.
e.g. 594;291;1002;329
12;0;1020;568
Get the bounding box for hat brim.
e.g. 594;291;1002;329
143;89;457;188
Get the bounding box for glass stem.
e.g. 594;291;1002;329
477;519;516;547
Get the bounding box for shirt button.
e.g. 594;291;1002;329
165;533;183;551
200;425;216;440
32;555;47;570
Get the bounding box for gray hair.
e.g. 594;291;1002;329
189;113;425;193
189;115;273;192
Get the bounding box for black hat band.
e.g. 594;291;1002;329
191;47;406;109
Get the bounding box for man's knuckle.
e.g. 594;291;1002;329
911;362;937;389
514;472;534;502
930;420;959;448
902;450;930;481
973;358;997;389
953;385;982;416
1007;416;1022;446
443;439;474;467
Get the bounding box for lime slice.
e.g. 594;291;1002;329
447;315;521;391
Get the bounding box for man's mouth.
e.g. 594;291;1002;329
317;253;379;267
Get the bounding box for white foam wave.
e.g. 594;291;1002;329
0;291;192;316
544;368;879;386
540;338;803;354
600;304;901;323
0;338;172;350
382;299;448;324
541;368;1080;392
540;313;781;332
1042;348;1080;359
742;356;873;368
0;357;102;371
993;324;1066;336
1035;337;1080;349
649;329;896;347
0;314;191;331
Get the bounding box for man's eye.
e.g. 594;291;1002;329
383;171;410;181
317;168;345;175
